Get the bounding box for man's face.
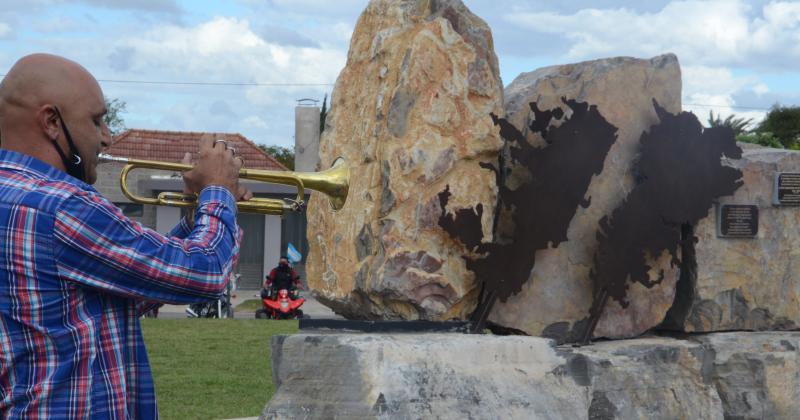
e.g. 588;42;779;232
59;81;111;184
280;258;289;266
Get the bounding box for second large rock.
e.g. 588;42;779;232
489;55;684;340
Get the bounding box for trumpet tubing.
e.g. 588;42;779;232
98;154;349;216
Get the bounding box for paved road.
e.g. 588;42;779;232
155;290;342;320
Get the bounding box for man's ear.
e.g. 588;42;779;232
37;105;60;142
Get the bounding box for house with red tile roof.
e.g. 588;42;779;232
107;129;287;171
95;129;306;289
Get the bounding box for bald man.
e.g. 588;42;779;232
0;54;247;418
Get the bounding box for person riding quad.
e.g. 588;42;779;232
263;256;301;299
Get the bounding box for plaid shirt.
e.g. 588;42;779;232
0;150;241;419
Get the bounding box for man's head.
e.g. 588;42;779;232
279;257;289;267
0;53;111;184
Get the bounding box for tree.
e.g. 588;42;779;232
258;144;294;170
319;93;328;134
104;97;127;136
707;110;752;135
736;132;784;149
755;104;800;148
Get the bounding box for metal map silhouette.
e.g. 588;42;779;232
438;98;743;340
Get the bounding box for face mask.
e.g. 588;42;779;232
52;108;86;182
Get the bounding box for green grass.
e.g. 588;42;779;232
234;298;263;312
141;319;298;420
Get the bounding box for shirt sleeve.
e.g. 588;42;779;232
54;186;242;304
168;215;194;239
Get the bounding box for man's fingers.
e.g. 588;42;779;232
237;186;253;201
213;138;229;152
233;155;244;170
199;134;214;152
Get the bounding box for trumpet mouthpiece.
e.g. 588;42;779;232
98;153;129;164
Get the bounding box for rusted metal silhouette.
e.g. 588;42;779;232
439;98;618;332
581;101;743;343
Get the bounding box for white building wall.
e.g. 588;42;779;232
156;206;181;234
294;105;321;172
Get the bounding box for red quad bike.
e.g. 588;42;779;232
256;289;305;319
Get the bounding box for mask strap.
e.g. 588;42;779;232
53;107;86;182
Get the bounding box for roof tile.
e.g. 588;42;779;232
108;129;287;171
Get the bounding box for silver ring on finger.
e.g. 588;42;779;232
228;147;237;155
214;139;228;149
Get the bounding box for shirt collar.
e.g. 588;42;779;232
0;149;94;191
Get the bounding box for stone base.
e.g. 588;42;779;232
260;332;800;419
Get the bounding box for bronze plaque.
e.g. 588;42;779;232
718;204;758;238
774;173;800;206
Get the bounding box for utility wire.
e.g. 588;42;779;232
95;79;334;87
0;74;333;87
683;103;772;111
0;74;789;110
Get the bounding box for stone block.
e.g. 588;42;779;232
261;333;723;419
664;146;800;332
262;332;800;419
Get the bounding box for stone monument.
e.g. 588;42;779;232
263;0;800;418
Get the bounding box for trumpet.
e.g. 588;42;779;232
98;153;349;216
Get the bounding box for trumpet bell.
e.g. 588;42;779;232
298;157;349;211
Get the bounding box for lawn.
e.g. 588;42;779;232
141;319;298;420
234;298;263;312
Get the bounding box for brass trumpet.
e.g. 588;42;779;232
98;153;349;215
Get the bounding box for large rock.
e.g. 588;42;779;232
488;55;683;340
663;146;800;332
262;332;800;419
306;0;503;320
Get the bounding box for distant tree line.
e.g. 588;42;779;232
257;144;295;170
708;105;800;150
104;97;127;136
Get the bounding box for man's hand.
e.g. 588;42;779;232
181;135;253;200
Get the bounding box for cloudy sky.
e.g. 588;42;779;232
1;0;798;148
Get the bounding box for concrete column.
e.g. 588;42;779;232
262;215;282;281
294;104;321;172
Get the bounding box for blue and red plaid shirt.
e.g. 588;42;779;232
0;150;242;419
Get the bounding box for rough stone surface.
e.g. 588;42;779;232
263;332;800;419
489;54;683;340
697;332;800;420
306;0;503;320
663;147;800;333
264;333;800;419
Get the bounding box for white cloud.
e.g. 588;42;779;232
504;1;797;126
682;65;766;126
99;16;343;146
753;83;769;95
243;115;269;130
117;17;344;86
79;0;182;14
0;22;11;38
504;1;800;70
